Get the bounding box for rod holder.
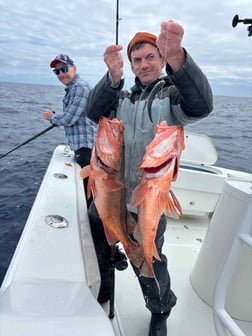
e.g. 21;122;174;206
232;14;252;36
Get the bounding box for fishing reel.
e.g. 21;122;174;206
232;14;252;36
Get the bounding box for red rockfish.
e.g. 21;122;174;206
80;117;144;268
131;121;185;278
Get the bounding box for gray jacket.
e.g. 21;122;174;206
86;50;213;207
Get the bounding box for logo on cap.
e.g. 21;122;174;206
50;54;74;68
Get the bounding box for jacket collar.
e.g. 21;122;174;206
131;74;170;94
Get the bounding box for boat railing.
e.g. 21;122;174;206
212;196;252;336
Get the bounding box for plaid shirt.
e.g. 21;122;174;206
50;75;97;151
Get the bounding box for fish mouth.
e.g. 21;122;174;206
144;160;169;174
144;157;178;179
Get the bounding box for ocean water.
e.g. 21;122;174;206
0;82;251;285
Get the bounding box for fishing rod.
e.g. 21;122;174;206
115;0;120;45
109;0;122;320
0;125;55;159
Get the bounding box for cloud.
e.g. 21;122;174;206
0;0;251;97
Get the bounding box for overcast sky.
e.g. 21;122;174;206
1;0;251;97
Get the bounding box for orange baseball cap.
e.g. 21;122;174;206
127;32;157;61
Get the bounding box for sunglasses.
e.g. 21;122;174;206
53;66;68;75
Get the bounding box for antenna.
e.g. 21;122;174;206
232;14;252;36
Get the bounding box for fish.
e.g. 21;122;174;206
131;121;185;278
80;117;144;268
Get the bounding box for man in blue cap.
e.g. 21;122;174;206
43;54;97;207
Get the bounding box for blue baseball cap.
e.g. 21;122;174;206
50;54;74;68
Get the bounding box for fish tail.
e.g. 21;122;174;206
139;260;154;278
153;245;161;262
125;240;145;268
103;226;122;246
143;245;161;277
139;260;161;294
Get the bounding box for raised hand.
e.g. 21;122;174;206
103;45;124;86
156;21;185;72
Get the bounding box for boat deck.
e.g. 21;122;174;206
1;145;251;336
103;216;252;336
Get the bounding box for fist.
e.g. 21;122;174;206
43;109;54;120
103;45;124;85
156;21;185;71
157;21;184;59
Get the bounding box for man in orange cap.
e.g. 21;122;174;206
85;21;213;336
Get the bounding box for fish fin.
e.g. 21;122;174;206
170;190;183;215
103;229;119;245
153;245;161;262
86;181;92;199
80;165;93;199
139;260;154;278
126;211;136;234
164;190;182;218
102;176;124;192
133;223;141;243
131;181;151;208
80;165;90;179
